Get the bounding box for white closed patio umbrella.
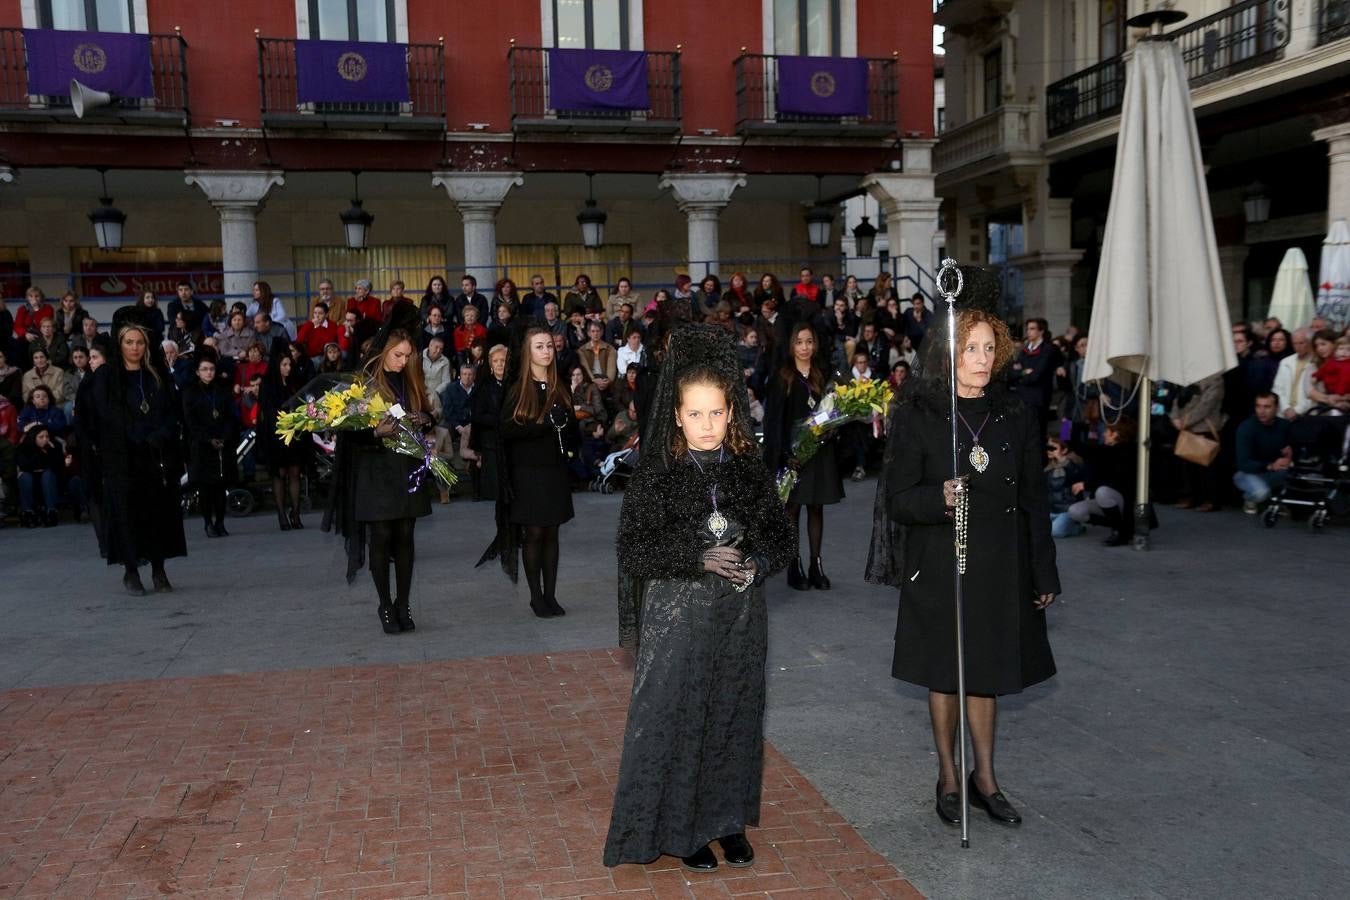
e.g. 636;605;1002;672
1267;248;1316;330
1316;218;1350;332
1082;14;1236;549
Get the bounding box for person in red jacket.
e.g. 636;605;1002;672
14;286;54;346
344;279;382;324
296;302;341;361
453;304;487;363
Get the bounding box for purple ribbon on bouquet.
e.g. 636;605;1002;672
406;433;436;494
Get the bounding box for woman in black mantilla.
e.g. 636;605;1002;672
763;320;844;591
182;351;240;538
258;341;312;531
324;309;436;635
868;272;1059;830
605;324;794;873
84;312;186;595
482;325;579;618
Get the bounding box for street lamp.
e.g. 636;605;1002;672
339;171;374;250
577;172;607;249
852;215;878;258
1243;181;1271;225
805;175;833;248
88;168;126;251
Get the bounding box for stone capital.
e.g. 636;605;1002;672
658;172;747;214
184;169;286;210
431;171;524;212
1008;249;1085;273
1311;121;1350;148
901;139;938;176
860;172;939;214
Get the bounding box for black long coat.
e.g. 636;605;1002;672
762;371;844;506
499;382;579;526
182;379;240;486
469;376;506;502
885;392;1058;695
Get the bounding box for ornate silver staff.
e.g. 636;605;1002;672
937;258;971;849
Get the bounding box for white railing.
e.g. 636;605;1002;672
934;103;1039;174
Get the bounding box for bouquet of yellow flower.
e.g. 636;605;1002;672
275;379;457;493
776;377;895;502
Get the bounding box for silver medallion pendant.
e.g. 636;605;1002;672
708;510;729;540
139;399;150;415
969;443;990;474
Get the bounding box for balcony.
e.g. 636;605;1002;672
733;54;897;137
934;0;1016;31
934;103;1040;176
0;28;188;125
257;37;444;131
1321;0;1350;45
1047;0;1290;138
508;46;681;134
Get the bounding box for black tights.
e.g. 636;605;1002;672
199;487;226;527
369;517;416;606
786;503;825;558
125;557;165;577
271;465;301;515
521;524;560;603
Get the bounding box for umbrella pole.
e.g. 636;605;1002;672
938;260;971;849
1133;375;1152;551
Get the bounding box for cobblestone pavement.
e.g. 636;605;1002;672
1;482;1347;898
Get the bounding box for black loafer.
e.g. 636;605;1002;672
546;596;567;616
935;782;961;826
680;845;718;872
969;772;1022;826
717;833;754;867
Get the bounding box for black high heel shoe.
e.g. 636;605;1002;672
786;557;810;591
123;569;147;597
289;509;304;530
151;567;173;593
808;557;831;590
969;771;1021;826
277;511;291;532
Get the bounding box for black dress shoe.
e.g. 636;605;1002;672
378;604;400;634
969;772;1021;826
289;510;304;530
935;782;961;826
151;569;173;593
215;521;230;537
123;571;148;597
786;557;810;591
680;845;718;872
395;600;415;632
808;556;831;590
717;833;754;867
529;596;554;618
545;596;566;616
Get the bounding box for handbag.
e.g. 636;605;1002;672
1174;421;1221;467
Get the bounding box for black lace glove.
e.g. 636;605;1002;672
701;546;746;581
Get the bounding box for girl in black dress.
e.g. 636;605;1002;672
258;345;311;531
85;318;186;595
606;324;793;872
182;353;240;538
468;344;508;502
762;321;844;591
498;326;578;618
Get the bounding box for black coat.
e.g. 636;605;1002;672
1009;343;1061;413
470;376;506;501
182;379;240;486
762;370;844;507
885;391;1058;695
499;381;579;526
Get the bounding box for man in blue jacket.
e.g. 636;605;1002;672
1233;391;1292;513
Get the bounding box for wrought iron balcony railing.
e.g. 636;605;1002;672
257;37;444;129
733;53;898;136
507;46;681;133
0;27;188;124
1047;0;1290;138
1320;0;1350;45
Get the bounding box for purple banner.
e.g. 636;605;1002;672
295;40;410;103
23;29;153;97
548;48;649;111
777;56;868;116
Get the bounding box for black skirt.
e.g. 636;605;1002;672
787;439;844;506
353;444;433;522
508;460;573;526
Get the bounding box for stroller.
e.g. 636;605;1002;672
590;436;639;494
181;429;260;518
1261;414;1350;531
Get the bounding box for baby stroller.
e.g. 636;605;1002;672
181;429;259;518
1261;414;1350;532
590;436;639;494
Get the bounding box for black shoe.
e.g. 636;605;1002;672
394;600;415;632
1102;530;1129;547
44;509;59;527
529;595;555;618
969;772;1021;826
1100;508;1131;546
378;603;400;634
289;509;304;530
278;511;291;532
808;557;831;590
151;568;173;593
545;596;566;616
680;845;718;872
123;570;147;597
215;521;230;537
19;511;36;528
786;557;810;591
204;522;221;538
717;833;754;867
935;782;961;826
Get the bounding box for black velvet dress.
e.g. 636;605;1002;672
762;372;845;506
885;392;1059;695
604;449;794;866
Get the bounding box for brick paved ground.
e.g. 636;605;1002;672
0;648;923;899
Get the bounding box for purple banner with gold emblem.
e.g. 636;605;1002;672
548;48;649;111
23;28;153;97
777;56;868;116
295;39;409;103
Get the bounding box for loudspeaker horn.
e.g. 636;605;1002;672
70;79;114;118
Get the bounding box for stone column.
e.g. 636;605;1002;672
657;172;748;279
1011;173;1084;328
861;141;942;282
184;169;286;301
1313;121;1350;228
431;171;524;286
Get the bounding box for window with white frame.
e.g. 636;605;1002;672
39;0;134;31
554;0;630;50
308;0;396;41
773;0;841;55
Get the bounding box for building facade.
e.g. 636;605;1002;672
0;0;940;319
934;0;1350;329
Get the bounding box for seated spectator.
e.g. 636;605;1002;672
1309;334;1350;412
287;341;316;385
238;371;263;431
1272;328;1316;419
63;347;90;413
901;292;932;350
889;359;911;392
422;337;453;416
19;384;68;439
296;302;342;361
166;310;200;359
251;311;287;354
1068;417;1138;545
562;274;603;319
16;423;63;527
318;341;345;374
612;364;640;412
849;350;874;382
201;299;229;337
737;329;763;386
491;277;519;319
1044;436;1087;538
453;275;490;325
53;292;87;338
607;277;638;320
855;322;891;375
234;342;268;399
606;400;640;447
1232;391;1293;512
564;308;589;350
843;352;877;481
552;331;579;377
32;317;69;370
571;419;611;483
578;320;616;388
0;349;23;406
569;366;606;425
214;311;254;362
69;315;105;354
381;280;414;320
14;286;54;347
616;330;646;376
453;306;487;364
540;300;566;337
605;302;641;348
163;341;193;389
345;279;383;324
439;364;477;461
487;301;514;350
523;275;558;321
22;349;66;405
419;275;452;321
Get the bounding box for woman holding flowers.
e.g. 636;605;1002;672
762;321;843;591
